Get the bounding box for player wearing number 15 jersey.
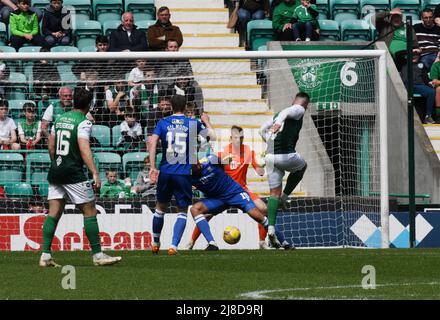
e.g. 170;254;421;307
148;95;215;255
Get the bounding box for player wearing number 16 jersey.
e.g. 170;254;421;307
148;95;216;255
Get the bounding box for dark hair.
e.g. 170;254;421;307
95;35;109;45
124;107;136;119
231;125;243;134
422;8;433;14
0;99;8;108
296;91;310;102
73;87;93;111
39;47;50;53
158;6;170;14
18;0;31;5
158;95;171;102
171;95;186;113
22;102;35;112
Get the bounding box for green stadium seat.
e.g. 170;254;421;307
0;45;16;53
94;152;122;181
403;12;421;21
77;37;98;50
318;20;341;41
94;0;123;19
5;183;34;197
37;182;49;197
50;46;79;53
7;100;36;120
316;0;330;19
125;0;156;17
74;20;102;48
92;125;111;147
32;0;50;11
97;12;121;25
122;152;148;181
391;0;420;14
331;0;360;20
156;153;162;168
136;20;156;32
247;19;276;51
133;12;155;22
102;20;121;36
0;170;23;185
80;45;97;52
18;46;42;53
341;19;371;41
7;73;28;100
0;22;7;45
360;0;389;17
71;12;91;28
424;0;440;10
0;153;24;172
63;0;92;18
112;125;121;147
333;11;359;24
26;152;51;184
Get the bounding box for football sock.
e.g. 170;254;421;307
84;216;101;255
283;166;307;196
191;226;202;242
267;196;280;226
42;215;58;254
258;223;267;241
276;229;286;243
152;210;164;244
194;215;215;243
171;213;187;248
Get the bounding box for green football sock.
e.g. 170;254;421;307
283;166;307;196
84;216;101;255
42;215;59;254
267;196;280;227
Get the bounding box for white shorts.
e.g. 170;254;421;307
48;181;95;205
265;153;306;189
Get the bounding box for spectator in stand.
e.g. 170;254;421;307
117;108;143;151
401;53;437;124
128;59;149;88
100;169;131;199
41;86;72;137
33;47;60;100
434;4;440;27
414;8;440;70
41;0;72;47
80;70;106;125
145;95;172;138
0;60;11;100
165;73;204;115
105;79;129;123
237;0;270;47
0;0;42;24
132;156;156;197
17;102;42;149
428;55;440;122
147;6;183;51
130;67;159;127
108;12;148;52
0;99;20;150
375;8;420;71
291;0;319;41
9;0;46;51
95;35;109;52
156;39;193;92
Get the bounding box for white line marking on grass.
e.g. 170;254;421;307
238;282;440;299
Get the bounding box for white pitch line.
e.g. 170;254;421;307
238;282;440;299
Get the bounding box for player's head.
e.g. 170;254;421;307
73;87;93;113
171;95;187;114
230;125;244;147
95;35;109;52
59;87;73;108
0;99;8;119
294;92;310;109
106;169;118;184
22;102;36;121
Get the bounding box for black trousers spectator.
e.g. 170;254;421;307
10;35;46;51
277;28;319;41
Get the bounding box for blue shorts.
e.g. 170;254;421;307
156;172;192;208
200;190;257;214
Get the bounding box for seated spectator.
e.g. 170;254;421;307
184;102;196;118
105;79;129;123
0;99;20;150
100;169;130;198
41;0;71;47
428;55;440;122
132;156;156;197
80;70;106;124
128;59;149;88
291;0;319;41
41;86;72;137
9;0;46;51
147;6;183;51
156;39;193;92
414;8;440;70
108;12;148;52
33;47;60;100
117;108;143;151
237;0;270;47
95;35;109;52
0;60;11;100
401;53;436;124
434;3;440;27
17;102;42;149
375;8;420;71
130;67;159;119
145;95;172;137
165;74;204;115
0;0;42;24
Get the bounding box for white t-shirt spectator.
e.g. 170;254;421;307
0;117;17;142
128;67;145;84
118;120;142;145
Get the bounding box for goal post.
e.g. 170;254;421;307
0;50;388;250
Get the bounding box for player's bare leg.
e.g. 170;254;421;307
40;199;65;267
190;202;219;250
80;201;122;266
152;202;168;254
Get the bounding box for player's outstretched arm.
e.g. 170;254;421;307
148;134;160;184
259;118;273;142
79;138;101;190
272;106;305;132
201;112;217;141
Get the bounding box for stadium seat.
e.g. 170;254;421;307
77;38;97;51
316;0;330;19
390;0;420;14
122;152;148;181
80;45;96;52
50;46;79;53
93;0;123;20
133;12;155;22
0;45;16;53
26;152;50;184
74;20;102;47
70;12;91;28
102;20;121;37
360;0;389;17
0;22;7;45
0;153;24;171
32;0;50;11
156;153;162;168
7;73;28;100
112;125;121;147
18;46;42;53
318;20;341;41
331;0;360;20
97;12;121;25
0;170;23;185
125;0;156;18
246;19;276;51
136;20;156;32
424;0;440;10
37;182;49;197
63;0;92;18
341;19;371;41
7;100;36;120
403;12;421;21
5;183;34;197
94;152;122;181
92;125;111;147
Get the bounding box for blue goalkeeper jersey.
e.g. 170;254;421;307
153;114;206;175
192;154;246;198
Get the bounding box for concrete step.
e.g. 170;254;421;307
423;124;440;135
183;33;239;47
204;99;269;112
169;8;229;22
156;0;225;8
175;22;232;34
191;59;252;73
430;138;440;150
201;85;262;99
195;72;257;86
209;114;271;126
181;46;244;51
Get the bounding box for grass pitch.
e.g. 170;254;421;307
0;249;439;300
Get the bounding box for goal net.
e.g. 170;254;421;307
0;50;388;251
